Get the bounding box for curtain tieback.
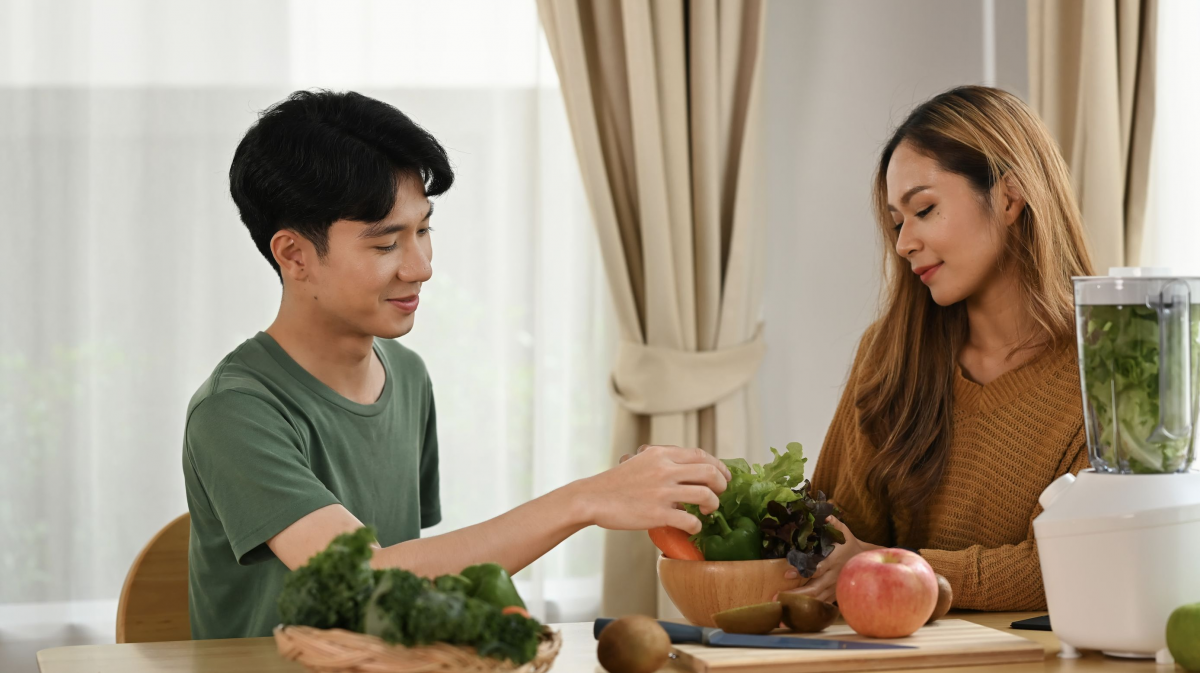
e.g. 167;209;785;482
610;324;766;415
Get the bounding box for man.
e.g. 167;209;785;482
182;90;728;639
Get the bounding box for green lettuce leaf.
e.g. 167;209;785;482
685;442;838;573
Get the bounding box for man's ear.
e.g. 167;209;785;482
999;174;1027;227
271;230;310;282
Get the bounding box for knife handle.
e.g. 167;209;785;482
593;618;705;644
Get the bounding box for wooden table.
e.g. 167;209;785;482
36;612;1179;673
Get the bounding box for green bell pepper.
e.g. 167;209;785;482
460;563;526;609
699;513;763;561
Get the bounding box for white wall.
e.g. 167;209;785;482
758;0;1028;466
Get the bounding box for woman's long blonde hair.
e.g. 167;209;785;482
860;86;1094;536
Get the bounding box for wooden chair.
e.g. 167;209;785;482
116;512;191;643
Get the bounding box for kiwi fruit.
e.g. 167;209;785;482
779;593;839;633
712;602;784;635
596;615;671;673
927;574;953;623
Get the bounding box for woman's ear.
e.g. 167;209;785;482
271;230;310;282
998;174;1026;227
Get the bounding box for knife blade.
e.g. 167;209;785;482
593;618;914;651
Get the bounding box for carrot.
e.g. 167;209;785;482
502;606;532;619
648;526;705;561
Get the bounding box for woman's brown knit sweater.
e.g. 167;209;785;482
810;336;1090;611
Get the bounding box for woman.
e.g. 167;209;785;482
789;86;1095;611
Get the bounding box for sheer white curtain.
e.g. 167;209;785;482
1142;0;1200;273
0;0;613;667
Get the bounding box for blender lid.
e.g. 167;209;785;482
1108;266;1174;277
1073;267;1200;306
1034;470;1200;539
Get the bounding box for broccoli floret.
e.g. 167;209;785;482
407;591;471;645
432;573;474;597
476;612;543;664
277;527;378;631
363;567;541;663
280;529;543;664
362;568;432;646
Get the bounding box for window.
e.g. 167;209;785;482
1142;0;1200;274
0;2;613;666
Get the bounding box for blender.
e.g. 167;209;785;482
1034;268;1200;663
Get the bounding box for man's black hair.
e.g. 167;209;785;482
229;89;454;277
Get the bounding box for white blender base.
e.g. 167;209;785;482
1062;643;1175;664
1104;650;1153;659
1065;643;1176;662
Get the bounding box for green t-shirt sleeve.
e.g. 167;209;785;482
419;379;441;529
185;389;341;564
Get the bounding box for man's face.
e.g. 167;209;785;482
299;177;433;339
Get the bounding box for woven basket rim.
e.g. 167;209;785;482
273;623;562;673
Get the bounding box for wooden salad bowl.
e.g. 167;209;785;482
658;556;806;627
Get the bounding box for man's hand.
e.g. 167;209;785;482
779;516;883;603
573;445;731;535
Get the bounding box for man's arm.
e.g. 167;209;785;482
268;445;730;576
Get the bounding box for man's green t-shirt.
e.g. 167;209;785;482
182;332;440;639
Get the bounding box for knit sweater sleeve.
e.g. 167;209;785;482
811;333;893;547
919;425;1090;611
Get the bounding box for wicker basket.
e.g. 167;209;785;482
273;625;563;673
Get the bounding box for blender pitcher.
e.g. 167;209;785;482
1074;268;1200;474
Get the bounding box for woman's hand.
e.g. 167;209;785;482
572;445;731;534
780;516;883;603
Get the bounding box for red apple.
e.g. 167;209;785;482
836;548;938;638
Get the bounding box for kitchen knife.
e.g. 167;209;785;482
593;618;915;651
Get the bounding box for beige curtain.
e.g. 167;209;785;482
1028;0;1157;271
536;0;768;617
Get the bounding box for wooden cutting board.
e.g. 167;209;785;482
671;619;1045;673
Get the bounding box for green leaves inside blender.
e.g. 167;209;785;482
1080;304;1200;473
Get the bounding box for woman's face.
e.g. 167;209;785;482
885;141;1011;307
